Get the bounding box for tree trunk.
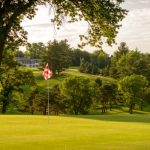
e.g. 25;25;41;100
0;39;5;64
129;99;134;114
2;98;8;114
31;107;34;115
101;100;107;113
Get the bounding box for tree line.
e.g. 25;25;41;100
0;40;150;114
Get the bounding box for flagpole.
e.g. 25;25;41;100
43;63;52;124
47;79;50;123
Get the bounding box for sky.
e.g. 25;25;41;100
21;0;150;54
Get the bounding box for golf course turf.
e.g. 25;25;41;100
0;114;150;150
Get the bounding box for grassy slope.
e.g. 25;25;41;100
1;68;150;149
0;114;150;150
32;67;116;88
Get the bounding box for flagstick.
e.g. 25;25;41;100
47;79;50;123
43;63;52;124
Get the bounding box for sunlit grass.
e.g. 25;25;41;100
27;67;117;88
0;114;150;150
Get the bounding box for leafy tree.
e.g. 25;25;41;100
117;50;150;80
99;83;117;113
63;76;93;115
0;0;127;64
79;58;99;75
109;42;129;78
71;49;91;66
27;85;65;115
0;50;35;113
91;50;110;69
119;75;148;114
79;50;110;75
27;87;39;115
91;50;110;75
15;50;25;57
144;87;150;106
48;84;66;115
25;42;46;59
41;40;71;75
0;68;35;114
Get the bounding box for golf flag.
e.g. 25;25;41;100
43;63;53;80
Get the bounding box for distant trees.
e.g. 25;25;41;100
79;50;110;75
119;75;148;114
41;40;72;75
1;40;150;115
63;77;93;115
0;51;35;113
94;78;118;113
26;84;66;115
109;42;129;78
25;42;46;59
71;49;91;66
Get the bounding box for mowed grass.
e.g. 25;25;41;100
0;114;150;150
28;67;116;88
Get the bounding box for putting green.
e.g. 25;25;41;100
0;114;150;150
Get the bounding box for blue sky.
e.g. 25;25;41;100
21;0;150;54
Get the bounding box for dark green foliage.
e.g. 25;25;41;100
116;50;150;80
119;75;148;114
26;85;66;115
0;50;36;113
71;49;91;66
95;78;102;87
79;50;110;75
109;42;129;78
96;83;118;113
15;50;25;57
41;40;71;75
63;76;93;115
25;42;46;59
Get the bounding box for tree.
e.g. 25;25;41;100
15;50;25;57
79;50;110;75
71;49;91;66
0;68;35;114
0;0;127;64
27;87;39;115
99;83;117;113
117;50;150;80
91;50;110;75
41;40;71;75
63;76;93;115
109;42;129;78
0;50;35;113
25;42;46;59
27;85;66;115
119;75;148;114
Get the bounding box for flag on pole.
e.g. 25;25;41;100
43;63;53;80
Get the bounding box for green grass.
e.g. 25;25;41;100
28;67;116;88
0;114;150;150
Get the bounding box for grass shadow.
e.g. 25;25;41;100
61;112;150;124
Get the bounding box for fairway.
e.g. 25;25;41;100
0;114;150;150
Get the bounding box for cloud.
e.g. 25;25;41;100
139;0;150;4
22;1;150;54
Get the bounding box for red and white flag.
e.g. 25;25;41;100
43;63;53;80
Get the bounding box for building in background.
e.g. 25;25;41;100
16;57;40;67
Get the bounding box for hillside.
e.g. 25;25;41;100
31;67;117;88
